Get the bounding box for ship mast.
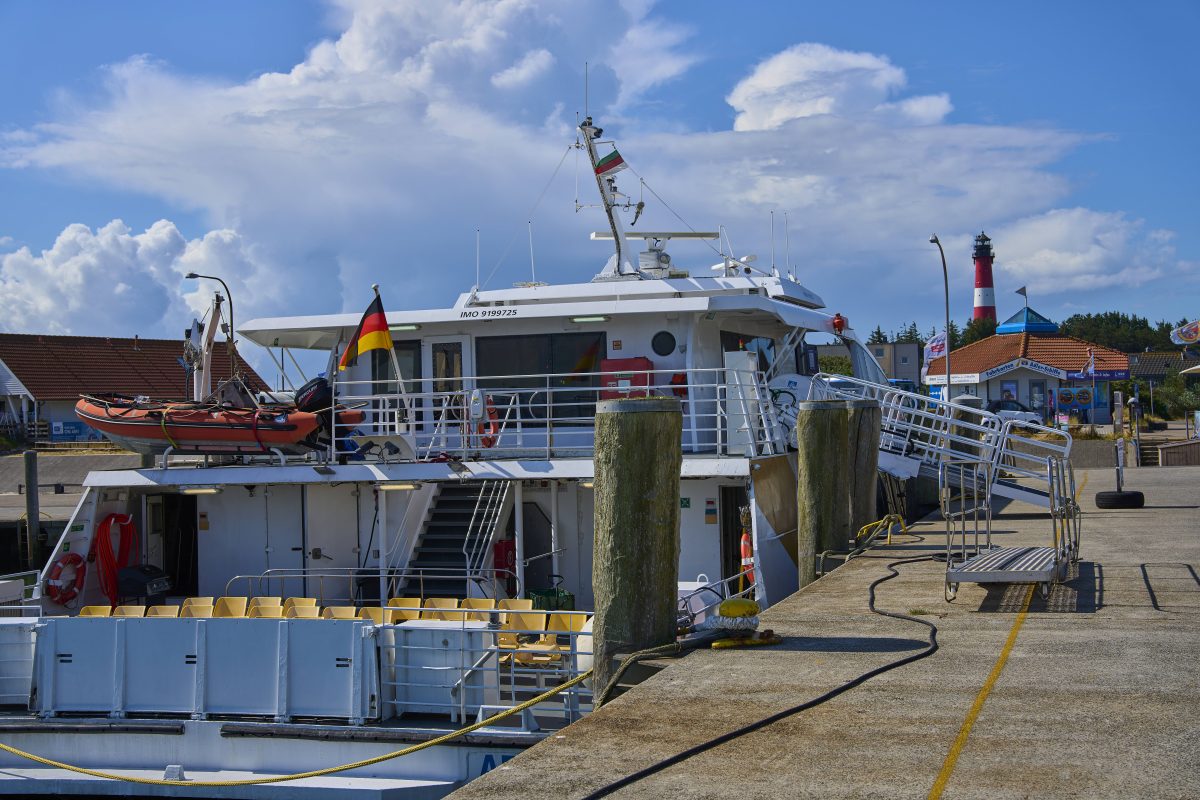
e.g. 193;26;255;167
579;117;635;277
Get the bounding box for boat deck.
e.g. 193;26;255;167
450;466;1200;799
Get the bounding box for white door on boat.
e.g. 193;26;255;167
423;336;474;434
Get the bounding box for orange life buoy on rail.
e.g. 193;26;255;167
45;551;87;606
477;396;500;448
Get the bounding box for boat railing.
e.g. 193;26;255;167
0;571;43;613
464;481;512;579
331;366;786;462
224;566;522;606
374;608;593;728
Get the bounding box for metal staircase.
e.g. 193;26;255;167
401;480;511;598
809;374;1073;509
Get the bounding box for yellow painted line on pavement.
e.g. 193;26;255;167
1076;472;1088;500
927;584;1034;800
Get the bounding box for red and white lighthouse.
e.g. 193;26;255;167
972;231;997;322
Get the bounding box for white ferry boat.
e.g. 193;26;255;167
0;118;1071;798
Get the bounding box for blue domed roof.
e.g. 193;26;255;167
996;307;1058;335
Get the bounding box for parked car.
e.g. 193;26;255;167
987;399;1041;426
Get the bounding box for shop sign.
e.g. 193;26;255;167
981;360;1019;380
1018;359;1067;379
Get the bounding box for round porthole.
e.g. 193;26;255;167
651;331;677;357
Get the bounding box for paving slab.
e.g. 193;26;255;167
450;466;1200;799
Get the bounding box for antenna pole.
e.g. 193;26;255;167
770;210;776;272
528;221;537;283
580;116;632;276
784;211;792;276
475;228;481;289
584;62;589;119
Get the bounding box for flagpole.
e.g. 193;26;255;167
374;284;413;430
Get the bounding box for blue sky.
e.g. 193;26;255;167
1;0;1196;350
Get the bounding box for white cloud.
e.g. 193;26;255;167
0;2;1189;347
491;49;555;89
995;208;1188;293
0;220;267;337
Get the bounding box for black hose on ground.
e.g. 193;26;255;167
578;556;938;799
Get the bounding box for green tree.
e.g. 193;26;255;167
818;355;853;375
894;322;921;344
1059;311;1178;353
867;325;889;345
962;317;997;346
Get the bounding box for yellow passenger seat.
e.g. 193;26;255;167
181;597;214;608
321;606;358;620
180;604;214;618
497;597;534;625
113;605;146;617
460;597;497;622
358;607;394;624
285;605;320;619
282;597;317;614
386;597;422;622
146;605;180;618
78;605;111;618
213;597;248;618
247;596;282;610
247;605;284;618
421;597;460;621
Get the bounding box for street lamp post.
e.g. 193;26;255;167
928;235;951;403
184;272;239;378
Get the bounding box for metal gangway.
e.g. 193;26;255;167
941;456;1081;601
808;374;1073;509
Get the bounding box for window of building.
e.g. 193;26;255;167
900;356;909;364
370;340;421;424
874;348;885;358
475;332;606;423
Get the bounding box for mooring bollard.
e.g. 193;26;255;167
846;399;882;544
794;400;851;587
591;397;682;699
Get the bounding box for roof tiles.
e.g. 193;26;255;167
926;333;1129;377
0;333;267;401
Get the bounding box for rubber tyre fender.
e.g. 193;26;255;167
1094;490;1145;510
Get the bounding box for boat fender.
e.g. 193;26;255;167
718;597;760;618
45;552;87;606
669;372;688;398
478;396;500;448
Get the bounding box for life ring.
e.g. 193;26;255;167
45;552;87;606
477;396;500;448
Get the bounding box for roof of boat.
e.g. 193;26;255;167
241;275;845;350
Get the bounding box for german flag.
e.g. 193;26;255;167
337;294;393;371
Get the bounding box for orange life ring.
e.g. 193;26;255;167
45;551;87;606
477;396;500;448
740;531;754;584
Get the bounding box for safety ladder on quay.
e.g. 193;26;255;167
942;456;1082;602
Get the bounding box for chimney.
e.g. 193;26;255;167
133;334;140;352
972;231;997;322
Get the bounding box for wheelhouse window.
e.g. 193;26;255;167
475;332;606;423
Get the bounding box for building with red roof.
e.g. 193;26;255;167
924;307;1129;424
0;333;266;442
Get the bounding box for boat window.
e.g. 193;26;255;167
371;341;422;420
720;331;776;372
476;332;606;423
651;331;677;357
843;338;888;384
431;342;463;394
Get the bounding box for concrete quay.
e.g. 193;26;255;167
451;466;1200;799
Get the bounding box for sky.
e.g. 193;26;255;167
1;0;1197;361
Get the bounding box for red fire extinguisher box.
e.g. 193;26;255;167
600;357;654;400
493;539;517;596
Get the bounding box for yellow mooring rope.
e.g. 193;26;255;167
0;669;592;787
